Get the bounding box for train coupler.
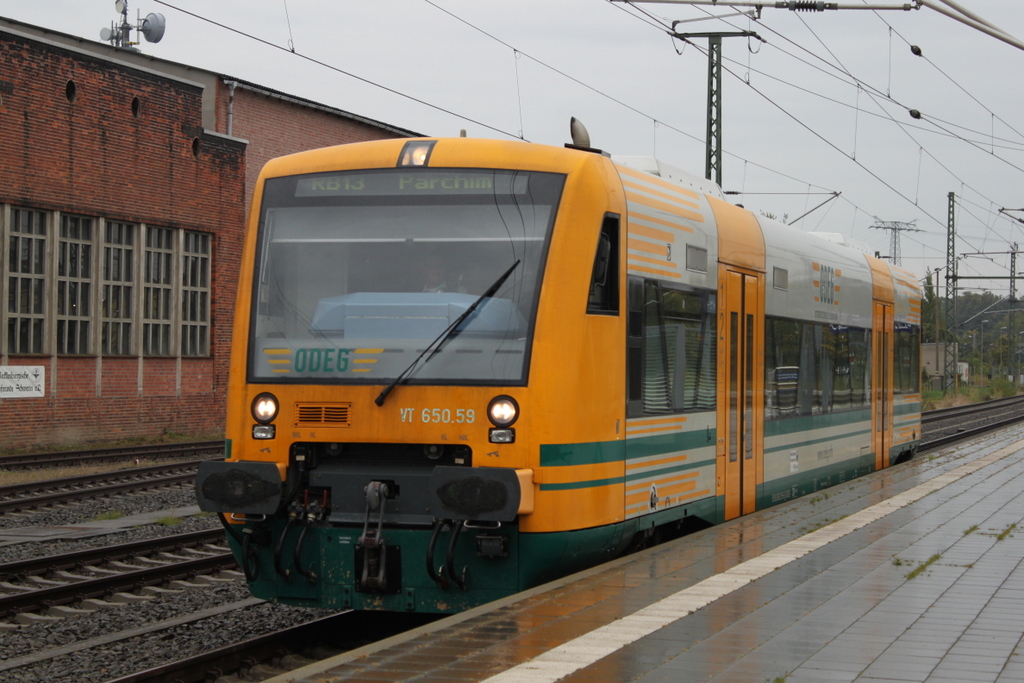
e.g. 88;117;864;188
357;481;390;591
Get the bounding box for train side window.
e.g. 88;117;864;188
627;277;716;417
627;277;644;417
587;214;620;315
643;279;672;414
850;327;871;407
894;323;920;394
765;316;872;421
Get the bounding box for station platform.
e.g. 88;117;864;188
267;425;1024;683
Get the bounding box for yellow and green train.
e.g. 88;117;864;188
195;134;922;613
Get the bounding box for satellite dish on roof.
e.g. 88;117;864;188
100;2;167;49
141;13;165;43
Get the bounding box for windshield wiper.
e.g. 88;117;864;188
374;259;521;407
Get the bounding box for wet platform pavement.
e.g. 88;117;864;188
268;425;1024;683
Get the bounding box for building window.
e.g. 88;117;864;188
2;208;212;360
142;226;174;356
57;215;93;354
102;221;134;355
181;231;210;356
8;208;47;354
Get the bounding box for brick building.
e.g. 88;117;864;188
0;17;416;449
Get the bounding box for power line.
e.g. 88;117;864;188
422;0;856;195
152;0;522;140
713;51;1024;153
664;2;1024;213
720;11;1024;187
154;0;1016;270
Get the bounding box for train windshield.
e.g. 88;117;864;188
249;168;564;385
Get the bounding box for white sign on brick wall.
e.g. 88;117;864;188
0;366;45;398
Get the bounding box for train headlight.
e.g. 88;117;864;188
251;393;279;424
252;425;276;440
487;396;519;427
489;428;515;444
398;140;436;167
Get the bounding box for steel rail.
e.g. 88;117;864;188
920;408;1024;451
103;613;354;683
0;460;203;498
922;394;1024;424
0;529;227;582
0;552;237;619
0;440;223;470
103;611;439;683
0;462;202;514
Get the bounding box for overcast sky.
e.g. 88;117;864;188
5;1;1024;291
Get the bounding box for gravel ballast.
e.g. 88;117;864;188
0;485;340;683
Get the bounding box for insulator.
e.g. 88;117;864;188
785;1;827;11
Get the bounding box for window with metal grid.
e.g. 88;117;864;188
102;221;134;355
142;226;174;356
8;208;48;354
180;231;210;356
57;214;93;354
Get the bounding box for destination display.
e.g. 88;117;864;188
295;170;529;198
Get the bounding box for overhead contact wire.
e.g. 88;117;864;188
153;0;522;140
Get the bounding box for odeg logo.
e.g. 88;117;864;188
819;265;835;305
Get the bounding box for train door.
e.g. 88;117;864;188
872;301;894;470
718;267;764;521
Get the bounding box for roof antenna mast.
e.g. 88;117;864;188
100;1;166;51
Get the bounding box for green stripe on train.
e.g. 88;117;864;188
758;451;876;508
893;401;922;416
538;429;715;490
540;428;716;468
624;457;713;483
765;428;872;454
763;408;871;437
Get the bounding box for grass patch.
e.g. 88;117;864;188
906;553;941;580
153;515;183;527
92;510;124;521
964;525;979;536
998;524;1017;541
923;385;1021;411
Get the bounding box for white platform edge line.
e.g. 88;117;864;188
481;439;1024;683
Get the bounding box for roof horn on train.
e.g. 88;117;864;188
565;117;609;156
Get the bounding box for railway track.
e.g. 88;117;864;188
0;399;1022;682
104;611;440;683
0;529;235;623
113;395;1024;683
920;394;1024;451
0;461;203;516
0;440;223;471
